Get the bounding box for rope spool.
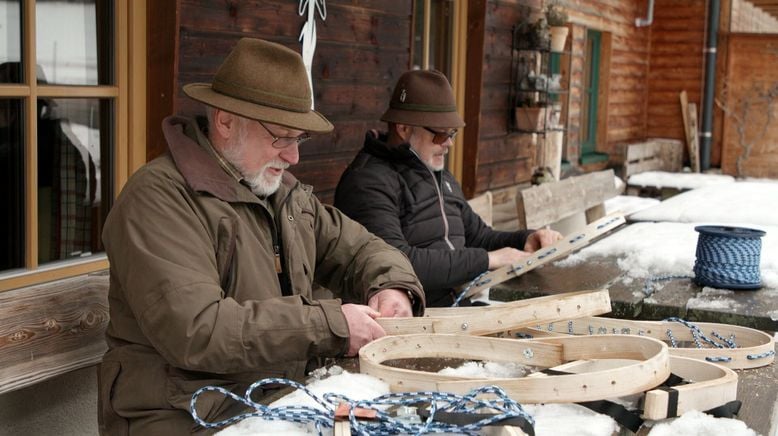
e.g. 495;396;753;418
693;225;765;290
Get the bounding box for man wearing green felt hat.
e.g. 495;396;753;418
335;69;561;307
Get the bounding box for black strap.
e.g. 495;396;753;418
705;400;742;418
578;400;644;433
416;408;535;436
654;386;680;417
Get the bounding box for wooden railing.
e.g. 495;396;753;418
0;272;109;394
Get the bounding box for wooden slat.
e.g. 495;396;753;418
378;289;612;336
623;138;683;178
687;102;700;172
0;272;109;394
467;190;493;227
515;169;617;230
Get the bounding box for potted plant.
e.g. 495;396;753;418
514;16;550;51
545;2;569;52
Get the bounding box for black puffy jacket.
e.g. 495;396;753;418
334;131;533;306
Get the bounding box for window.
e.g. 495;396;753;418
580;28;609;164
0;0;144;291
411;0;467;179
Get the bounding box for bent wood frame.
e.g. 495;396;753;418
514;316;775;369
377;289;611;336
548;356;739;420
359;334;670;404
460;213;626;300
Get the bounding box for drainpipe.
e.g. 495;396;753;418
635;0;655;27
700;0;721;171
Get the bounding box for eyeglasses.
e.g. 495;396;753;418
423;127;458;145
258;120;312;148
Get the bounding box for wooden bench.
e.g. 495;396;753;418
623;138;684;198
0;271;109;394
515;169;619;231
467;190;493;227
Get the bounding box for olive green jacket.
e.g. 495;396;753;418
98;116;423;435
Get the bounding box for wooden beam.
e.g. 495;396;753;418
461;0;487;198
146;0;180;161
0;272;109;394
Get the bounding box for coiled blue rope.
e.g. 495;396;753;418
693;226;765;290
190;377;534;435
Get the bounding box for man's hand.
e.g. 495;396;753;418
523;228;563;252
368;288;413;318
487;247;531;269
340;304;386;356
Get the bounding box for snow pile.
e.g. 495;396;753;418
627;171;735;190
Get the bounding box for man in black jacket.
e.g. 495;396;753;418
335;69;561;307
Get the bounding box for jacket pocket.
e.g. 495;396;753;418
97;361;129;436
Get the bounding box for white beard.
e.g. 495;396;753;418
242;160;289;197
220;126;289;197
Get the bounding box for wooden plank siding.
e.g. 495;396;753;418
171;0;413;203
471;0;538;195
720;34;778;178
645;1;706;167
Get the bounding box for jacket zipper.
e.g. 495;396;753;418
271;181;303;296
411;149;455;250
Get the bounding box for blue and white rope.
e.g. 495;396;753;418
693;228;764;289
190;378;534;435
452;271;490;307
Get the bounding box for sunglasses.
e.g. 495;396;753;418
258;120;312;149
423;127;458;145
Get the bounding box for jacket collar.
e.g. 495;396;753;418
162;115;300;205
362;130;416;162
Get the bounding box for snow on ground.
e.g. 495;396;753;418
630;181;778;227
557;222;778;290
646;410;758;436
604;195;660;216
627;171;735;190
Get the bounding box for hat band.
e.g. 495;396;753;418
213;77;311;114
390;102;458;112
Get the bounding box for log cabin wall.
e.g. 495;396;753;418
473;0;538;194
474;0;652;197
644;1;706;165
720;34;778;178
563;1;650;165
169;1;413;204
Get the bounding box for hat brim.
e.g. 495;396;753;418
184;83;334;134
381;108;465;129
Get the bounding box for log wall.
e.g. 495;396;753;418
644;0;706;163
173;0;413;203
720;34;778;178
476;0;652;195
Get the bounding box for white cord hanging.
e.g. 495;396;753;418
298;0;327;110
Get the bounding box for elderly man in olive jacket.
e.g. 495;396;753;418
99;38;424;435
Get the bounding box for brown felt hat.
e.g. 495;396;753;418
381;69;465;129
183;38;333;133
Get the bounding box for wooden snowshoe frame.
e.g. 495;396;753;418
377;289;611;336
511;316;775;369
359;334;670;404
547;356;739;420
458;213;626;300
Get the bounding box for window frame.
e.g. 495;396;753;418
0;0;146;292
